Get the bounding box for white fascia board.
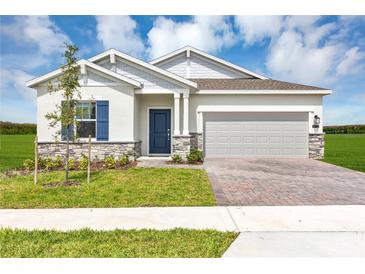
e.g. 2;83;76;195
26;59;142;88
89;49;197;89
150;46;269;80
84;60;142;88
197;105;316;113
194;89;333;95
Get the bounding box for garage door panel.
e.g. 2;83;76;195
204;112;308;158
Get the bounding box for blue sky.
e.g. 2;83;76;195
1;15;364;125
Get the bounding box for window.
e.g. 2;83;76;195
76;101;96;138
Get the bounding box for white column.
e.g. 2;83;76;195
183;93;189;135
174;93;180;135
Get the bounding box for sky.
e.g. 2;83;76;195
1;15;364;125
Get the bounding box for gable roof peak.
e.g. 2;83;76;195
88;48;198;89
149;46;268;80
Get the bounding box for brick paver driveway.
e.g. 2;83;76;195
204;158;365;206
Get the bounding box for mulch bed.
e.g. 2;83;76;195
43;181;81;188
2;161;138;178
165;161;204;165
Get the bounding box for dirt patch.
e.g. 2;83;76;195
165;161;203;165
2;161;138;178
43;181;81;188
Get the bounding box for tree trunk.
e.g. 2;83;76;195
65;125;70;182
34;136;38;184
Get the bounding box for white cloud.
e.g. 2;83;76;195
95;16;145;57
0;69;36;101
266;30;338;84
1;16;70;55
147;16;236;59
336;47;365;76
233;15;365;85
234;16;284;45
1;53;48;71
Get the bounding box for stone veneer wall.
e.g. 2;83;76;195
190;133;203;150
172;135;191;159
308;133;325;159
38;141;141;161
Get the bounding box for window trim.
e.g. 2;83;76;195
75;100;97;140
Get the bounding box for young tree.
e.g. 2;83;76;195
45;44;81;182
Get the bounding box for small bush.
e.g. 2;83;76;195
104;155;116;169
23;159;35;171
67;159;75;170
119;154;129;166
79;154;88;170
171;153;183;163
44;157;55;171
187;149;204;164
37;157;46;169
54;156;63;168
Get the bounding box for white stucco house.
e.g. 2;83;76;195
26;46;331;160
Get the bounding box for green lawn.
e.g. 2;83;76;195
0;228;237;258
0;168;216;208
323;134;365;172
0;134;35;171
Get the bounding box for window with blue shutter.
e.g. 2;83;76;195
61;124;74;141
96;101;109;141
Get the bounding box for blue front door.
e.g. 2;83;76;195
149;109;171;154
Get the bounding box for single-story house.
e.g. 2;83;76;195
26;46;331;160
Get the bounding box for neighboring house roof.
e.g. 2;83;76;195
88;49;197;89
26;59;142;88
149;45;268;80
191;78;332;94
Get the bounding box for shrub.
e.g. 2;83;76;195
171;153;183;163
0;121;36;135
104;155;116;169
23;159;35;171
44;157;56;171
187;149;204;164
119;153;129;166
324;124;365;134
68;159;75;170
54;156;63;168
37;157;46;169
79;154;88;170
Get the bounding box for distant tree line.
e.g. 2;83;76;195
0;121;36;135
324;124;365;134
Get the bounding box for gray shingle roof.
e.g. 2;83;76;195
190;78;329;90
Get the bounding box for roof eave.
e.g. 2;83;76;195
194;89;333;95
89;48;197;89
26;59;142;89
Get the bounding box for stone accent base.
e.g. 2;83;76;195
190;132;203;150
38;141;142;161
172;135;191;159
309;133;325;159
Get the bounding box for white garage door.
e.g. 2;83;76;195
204;112;308;158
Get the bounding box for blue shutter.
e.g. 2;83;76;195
61;124;74;141
96;101;109;141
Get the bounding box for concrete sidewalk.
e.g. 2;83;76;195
223;232;365;257
1;205;364;232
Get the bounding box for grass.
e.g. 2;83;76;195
0;134;35;171
0;228;237;258
323;134;365;172
0;168;216;208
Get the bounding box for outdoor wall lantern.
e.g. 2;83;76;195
313;115;320;128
